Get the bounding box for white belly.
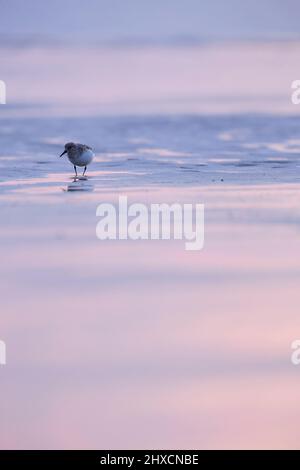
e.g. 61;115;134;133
69;149;94;167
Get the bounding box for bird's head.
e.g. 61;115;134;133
59;142;77;157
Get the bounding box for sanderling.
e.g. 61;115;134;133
59;142;94;177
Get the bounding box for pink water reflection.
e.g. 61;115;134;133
1;183;300;448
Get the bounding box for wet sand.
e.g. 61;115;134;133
1;41;300;449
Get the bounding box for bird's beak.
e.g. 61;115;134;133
59;150;67;157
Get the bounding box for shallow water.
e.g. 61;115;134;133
1;42;300;449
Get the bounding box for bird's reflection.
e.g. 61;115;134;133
66;176;94;192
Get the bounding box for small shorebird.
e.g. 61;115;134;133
59;142;94;177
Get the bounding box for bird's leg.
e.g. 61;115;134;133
74;165;77;177
83;166;87;176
